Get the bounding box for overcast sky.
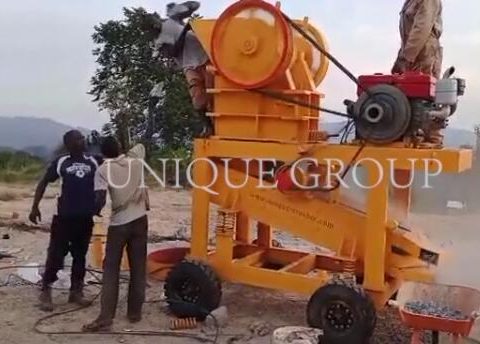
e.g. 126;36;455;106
0;0;478;130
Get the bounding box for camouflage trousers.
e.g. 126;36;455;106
183;64;213;112
410;38;443;79
409;38;444;144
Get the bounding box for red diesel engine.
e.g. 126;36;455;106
347;69;466;144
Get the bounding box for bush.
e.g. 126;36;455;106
148;146;192;187
0;151;44;183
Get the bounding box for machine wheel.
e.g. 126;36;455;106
164;260;222;320
350;277;377;337
364;291;377;338
307;280;377;344
354;84;412;144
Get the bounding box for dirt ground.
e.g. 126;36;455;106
1;182;480;344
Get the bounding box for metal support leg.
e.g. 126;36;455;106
257;222;272;248
451;335;460;344
190;141;211;259
236;212;251;244
392;169;412;222
364;162;388;292
411;331;423;344
432;331;439;344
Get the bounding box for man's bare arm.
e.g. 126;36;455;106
29;174;49;224
94;190;107;216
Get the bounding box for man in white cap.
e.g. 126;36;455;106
154;1;213;136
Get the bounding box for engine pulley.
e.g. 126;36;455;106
354;84;412;144
293;19;329;87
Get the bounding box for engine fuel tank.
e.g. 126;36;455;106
357;72;436;100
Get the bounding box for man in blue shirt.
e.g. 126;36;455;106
29;130;100;311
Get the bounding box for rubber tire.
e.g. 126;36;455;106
164;260;222;320
364;292;377;339
350;277;378;337
307;280;376;344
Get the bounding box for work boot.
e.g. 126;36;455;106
39;287;54;312
198;116;214;138
127;313;142;324
68;290;91;307
82;318;113;333
428;130;444;145
199;125;213;138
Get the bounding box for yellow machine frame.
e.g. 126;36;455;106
189;140;471;308
173;0;472;323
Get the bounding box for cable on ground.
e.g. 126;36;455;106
0;265;220;343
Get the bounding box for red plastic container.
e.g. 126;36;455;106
400;309;474;336
396;281;480;337
357;72;436;99
147;247;190;281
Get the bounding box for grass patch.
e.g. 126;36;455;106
0;151;44;184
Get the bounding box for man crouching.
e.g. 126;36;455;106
83;137;149;331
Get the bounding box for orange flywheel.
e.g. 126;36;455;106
211;0;294;89
293;19;330;86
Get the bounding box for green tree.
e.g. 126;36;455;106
89;7;203;158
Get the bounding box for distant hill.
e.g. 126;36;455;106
0;116;474;160
0;116;90;159
0;146;15;153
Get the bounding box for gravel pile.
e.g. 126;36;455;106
405;301;468;320
373;307;413;344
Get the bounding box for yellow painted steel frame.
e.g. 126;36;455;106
186;5;473;310
189;140;472;308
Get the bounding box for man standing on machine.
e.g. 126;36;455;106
392;0;443;143
390;0;443;218
152;1;213;136
29;130;100;311
392;0;443;79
